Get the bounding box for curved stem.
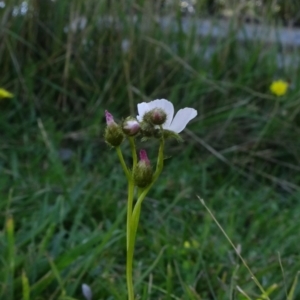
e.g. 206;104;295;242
130;136;165;257
126;134;165;300
154;132;165;182
131;190;147;247
116;146;130;180
127;181;135;250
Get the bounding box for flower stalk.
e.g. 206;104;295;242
104;99;196;300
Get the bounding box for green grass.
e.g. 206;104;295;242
1;0;300;299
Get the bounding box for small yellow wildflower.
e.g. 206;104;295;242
0;88;14;99
183;241;191;249
183;239;199;249
270;80;289;97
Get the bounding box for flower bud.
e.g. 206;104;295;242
122;117;140;136
150;108;167;125
133;149;153;188
104;110;124;147
140;121;158;138
143;108;167;125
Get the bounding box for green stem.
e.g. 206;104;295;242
126;180;135;300
127;181;135;250
154;132;165;181
117;139;137;300
131;190;146;248
130;188;143;245
116;146;130;180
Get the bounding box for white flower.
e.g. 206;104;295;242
137;99;197;133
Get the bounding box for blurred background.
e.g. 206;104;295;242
1;0;300;299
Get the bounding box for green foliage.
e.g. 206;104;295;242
1;0;300;299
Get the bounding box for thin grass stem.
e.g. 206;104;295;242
198;197;270;300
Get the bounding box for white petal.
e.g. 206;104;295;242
147;99;174;127
137;102;150;121
167;108;197;133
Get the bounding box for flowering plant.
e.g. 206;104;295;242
104;99;197;300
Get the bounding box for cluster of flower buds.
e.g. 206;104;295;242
104;110;144;148
104;99;197;187
105;99;197;144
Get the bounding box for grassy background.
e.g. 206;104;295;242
1;0;300;299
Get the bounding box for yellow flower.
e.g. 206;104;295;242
0;88;14;99
183;239;200;249
270;80;289;97
183;241;191;249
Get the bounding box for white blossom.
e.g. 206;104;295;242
137;99;197;133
